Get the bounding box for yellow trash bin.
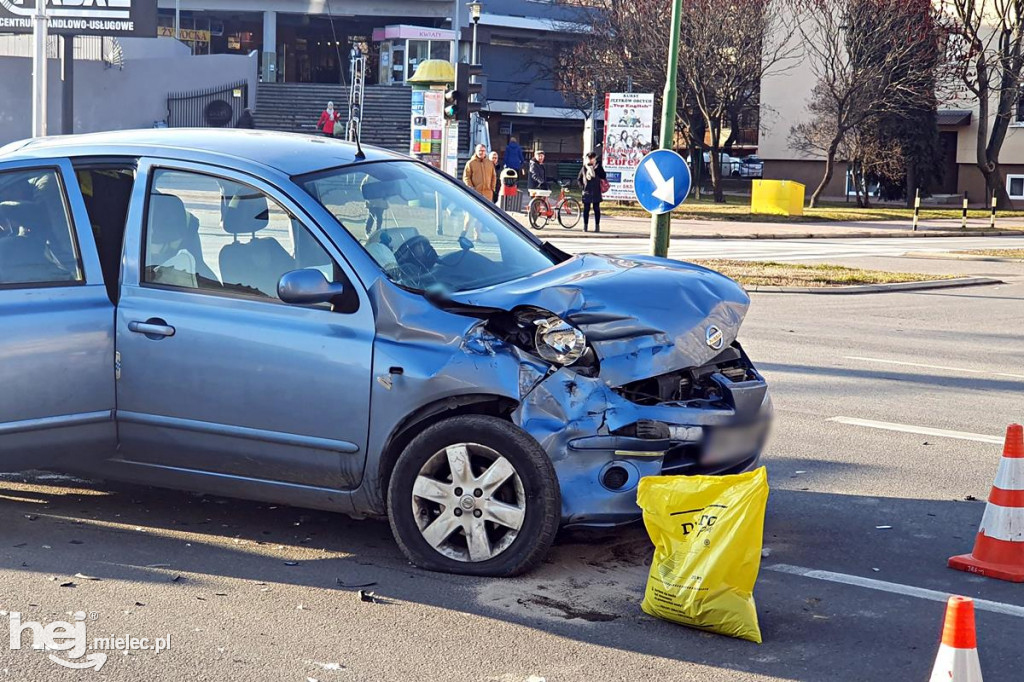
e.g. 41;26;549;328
751;180;805;216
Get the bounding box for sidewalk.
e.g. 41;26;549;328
510;213;1024;240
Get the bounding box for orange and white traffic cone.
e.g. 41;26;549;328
948;423;1024;582
929;595;983;682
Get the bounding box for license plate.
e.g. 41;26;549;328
702;421;768;465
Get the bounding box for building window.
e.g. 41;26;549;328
1006;174;1024;199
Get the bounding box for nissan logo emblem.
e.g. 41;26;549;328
705;325;724;350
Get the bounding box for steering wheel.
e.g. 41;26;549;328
393;234;439;285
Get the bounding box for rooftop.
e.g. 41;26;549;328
0;128;403;175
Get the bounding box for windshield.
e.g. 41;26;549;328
296;161;557;293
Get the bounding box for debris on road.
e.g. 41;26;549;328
358;590;377;603
875;525;892;530
337;579;377;589
74;573;101;581
964;495;978;502
284;561;299;566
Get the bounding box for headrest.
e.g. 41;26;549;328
222;191;270;235
149;193;189;245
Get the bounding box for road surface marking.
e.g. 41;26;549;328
845;356;1024;380
766;564;1024;618
827;417;1003;444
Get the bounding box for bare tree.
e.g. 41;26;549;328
791;0;940;207
939;0;1024;207
675;0;801;202
546;0;784;200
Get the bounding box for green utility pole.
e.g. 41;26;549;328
650;0;683;257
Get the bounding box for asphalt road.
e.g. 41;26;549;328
1;242;1022;681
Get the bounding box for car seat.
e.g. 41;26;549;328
218;191;295;297
147;193;200;288
0;200;72;284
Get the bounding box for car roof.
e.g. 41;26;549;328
0;128;404;176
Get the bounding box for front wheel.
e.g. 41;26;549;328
387;415;560;576
527;198;549;230
557;198;582;229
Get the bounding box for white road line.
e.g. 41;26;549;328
845;356;1024;380
827;417;1003;444
766;563;1024;619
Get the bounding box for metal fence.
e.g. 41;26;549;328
166;80;248;128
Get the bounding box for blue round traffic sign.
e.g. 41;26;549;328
633;149;692;214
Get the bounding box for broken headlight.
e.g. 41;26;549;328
532;315;587;365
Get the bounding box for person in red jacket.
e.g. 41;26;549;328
317;101;341;137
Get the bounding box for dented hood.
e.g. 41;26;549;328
448;253;750;387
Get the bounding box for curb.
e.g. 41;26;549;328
902;251;1024;263
746;277;1003;295
527;229;1024;241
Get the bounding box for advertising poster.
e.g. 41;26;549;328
601;93;655;201
410;89;445;168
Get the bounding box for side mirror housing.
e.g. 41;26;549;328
277;268;345;305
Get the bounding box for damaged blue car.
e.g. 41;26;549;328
0;130;770;576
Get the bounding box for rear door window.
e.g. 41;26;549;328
0;167;83;287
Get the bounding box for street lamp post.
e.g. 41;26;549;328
31;0;48;138
467;2;482;64
650;0;683;257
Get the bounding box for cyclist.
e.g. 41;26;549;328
528;149;548;191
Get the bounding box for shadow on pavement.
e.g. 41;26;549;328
0;461;1021;681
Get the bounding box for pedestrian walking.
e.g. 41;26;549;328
463;144;497;198
528;149;548;191
462;144;497;239
577;152;607;232
317;101;341;137
489;150;501;202
503;136;525;177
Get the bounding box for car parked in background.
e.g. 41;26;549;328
739;155;764;179
0;129;771;577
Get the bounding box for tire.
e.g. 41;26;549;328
527;198;549;230
387;415;560;577
557;198;582;229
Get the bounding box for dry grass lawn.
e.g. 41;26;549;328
693;260;956;288
953;248;1024;259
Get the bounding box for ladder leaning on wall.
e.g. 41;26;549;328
347;48;366;143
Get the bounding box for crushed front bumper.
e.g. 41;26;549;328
512;351;772;527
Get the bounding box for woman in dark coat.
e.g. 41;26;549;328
577;152;607;232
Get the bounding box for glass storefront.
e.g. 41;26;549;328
155;11;449;85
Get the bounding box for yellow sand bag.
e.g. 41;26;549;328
637;467;769;643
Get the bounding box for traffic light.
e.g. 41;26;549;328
443;87;460;120
455;62;484;123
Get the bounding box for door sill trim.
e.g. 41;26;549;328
0;410;112;435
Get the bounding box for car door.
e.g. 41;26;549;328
114;159;374;490
0;158;115;471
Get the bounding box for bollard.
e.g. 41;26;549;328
961;191;968;230
989;192;997;230
913;188;920;231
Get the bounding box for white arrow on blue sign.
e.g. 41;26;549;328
633;149;692;215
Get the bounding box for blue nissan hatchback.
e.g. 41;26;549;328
0;130;770;576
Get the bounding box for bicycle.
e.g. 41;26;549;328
527;180;582;230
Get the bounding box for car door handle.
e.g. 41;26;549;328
128;320;176;338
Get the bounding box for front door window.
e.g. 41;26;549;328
142;168;336;300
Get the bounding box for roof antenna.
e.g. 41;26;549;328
353;129;366;160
